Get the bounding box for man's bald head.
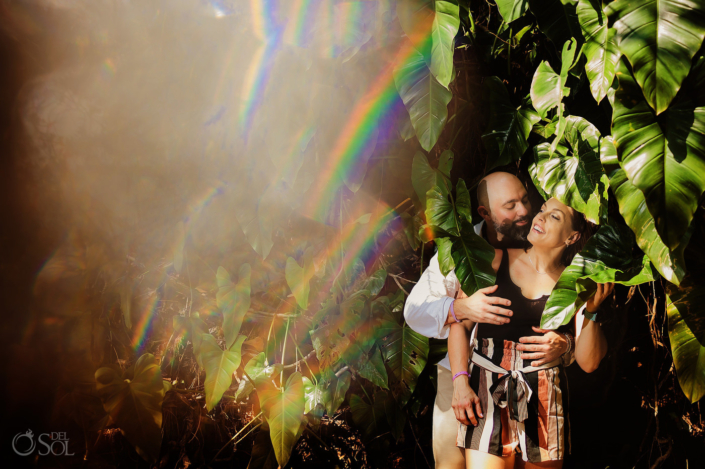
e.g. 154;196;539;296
476;172;533;245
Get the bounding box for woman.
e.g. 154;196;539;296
448;197;613;468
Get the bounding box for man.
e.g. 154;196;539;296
404;172;572;469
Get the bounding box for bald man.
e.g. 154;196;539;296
404;172;573;469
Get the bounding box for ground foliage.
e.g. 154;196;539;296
15;0;705;468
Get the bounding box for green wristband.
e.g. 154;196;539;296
584;308;599;322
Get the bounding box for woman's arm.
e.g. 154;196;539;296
449;320;483;425
574;283;613;373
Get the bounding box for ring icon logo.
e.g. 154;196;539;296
12;430;74;456
12;430;36;456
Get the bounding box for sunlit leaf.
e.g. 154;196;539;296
411;150;453;205
606;0;705;114
577;0;620;103
666;285;705;403
394;46;453;151
611;58;705;249
258;371;306;467
216;264;251;349
425;186;460;237
540;223;655;329
302;376;325;427
496;0;530;23
201;333;246;411
450;219;497;296
285;247;314;310
321;369;351;416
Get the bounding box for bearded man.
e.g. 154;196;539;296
404;172;574;469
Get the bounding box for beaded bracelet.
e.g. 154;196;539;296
449;300;461;323
452;371;469;381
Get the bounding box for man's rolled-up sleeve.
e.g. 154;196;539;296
403;252;458;339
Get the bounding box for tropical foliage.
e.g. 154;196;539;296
28;0;705;467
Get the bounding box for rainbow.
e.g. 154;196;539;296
131;293;161;354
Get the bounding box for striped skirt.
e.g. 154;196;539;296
456;338;570;462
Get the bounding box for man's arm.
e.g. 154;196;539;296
403;251;457;339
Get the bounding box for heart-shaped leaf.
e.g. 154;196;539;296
258;371;306;467
666;286;705;403
95;354;165;462
285;247;314;310
237;352;283;401
394;46;453;151
302;376;325;427
496;0;530;23
450;219;497;296
611;58;705;249
411;150;454;206
321;369;351;416
577;0;620;103
216;265;252;349
201;333;246;411
350;391;388;439
606;0;705;114
425;186;460;237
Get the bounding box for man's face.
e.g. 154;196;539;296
489;183;532;241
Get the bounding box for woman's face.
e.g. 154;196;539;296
526;198;579;249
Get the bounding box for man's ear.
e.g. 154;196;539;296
477;206;491;221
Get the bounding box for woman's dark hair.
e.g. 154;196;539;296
561;209;597;266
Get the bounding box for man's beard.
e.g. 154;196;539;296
493;215;532;245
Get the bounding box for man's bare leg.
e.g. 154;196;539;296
433;365;466;468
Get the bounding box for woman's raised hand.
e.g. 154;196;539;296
586;282;614;313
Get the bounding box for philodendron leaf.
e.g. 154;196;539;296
350;391;388;439
436;237;455;277
666;286;705;403
612;58;705;249
172;314;208;369
577;0;620;103
365;269;388;296
321;369;351;416
236;352;283;401
394;46;453;151
425;186;460;237
482;77;541;170
285;247;314;309
606;0;705;114
302;376;325;427
346;345;389;389
378;315;429;406
258;371;305;468
606;167;689;286
216;264;251;350
529;0;582;49
540;223;654;329
529;115;609;224
95;354;165;462
411;150;454;206
451;219;497;296
667;279;705;348
496;0;530;23
396;0;461;88
201;333;246;411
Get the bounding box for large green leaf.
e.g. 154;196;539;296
235;187;276;260
605;0;705;114
384;392;407;442
450;219;497;295
394;46;453;151
237;352;283;401
95;354;165;462
310;324;350;375
666;287;705;403
667;279;705;348
612;58;705;249
350;391;388;438
396;1;461;88
577;0;620;103
201;333;246;411
425;186;460;237
172;313;208;369
302;376;325;426
411;150;453;205
320;369;351;416
529;115;609;224
285;247;314;310
378;316;429;406
216;264;251;349
606;168;689;286
540;223;654;329
482;77;541;170
496;0;530;23
436;237;455;276
529;0;582;48
258;371;305;468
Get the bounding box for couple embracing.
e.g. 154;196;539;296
405;172;613;469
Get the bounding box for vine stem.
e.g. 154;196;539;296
210;411;264;463
280;318;290;384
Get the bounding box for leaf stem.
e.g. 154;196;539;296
210;411;264;462
280;318;290;384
